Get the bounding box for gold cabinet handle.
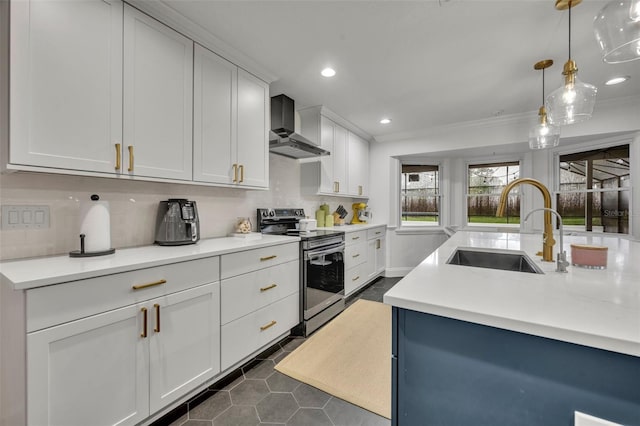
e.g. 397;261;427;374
260;283;277;292
239;164;244;183
260;255;277;261
132;279;167;290
232;163;238;183
154;304;160;333
352;236;360;240
358;185;363;196
352;275;360;281
353;253;360;258
375;231;382;235
260;320;277;331
115;143;121;170
377;239;381;249
334;181;340;193
127;145;134;172
141;307;148;338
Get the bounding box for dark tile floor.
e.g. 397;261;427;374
160;276;400;426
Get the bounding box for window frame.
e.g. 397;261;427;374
552;137;633;236
464;157;523;229
398;160;444;229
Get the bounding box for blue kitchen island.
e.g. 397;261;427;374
384;231;640;426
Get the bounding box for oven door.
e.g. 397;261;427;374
303;243;345;320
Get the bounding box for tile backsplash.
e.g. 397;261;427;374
0;154;355;260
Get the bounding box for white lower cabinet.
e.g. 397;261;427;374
26;276;220;426
219;242;300;371
343;226;386;296
366;227;386;281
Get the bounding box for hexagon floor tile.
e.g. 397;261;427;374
161;277;399;426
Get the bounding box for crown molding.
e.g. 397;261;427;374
374;94;640;144
127;0;278;83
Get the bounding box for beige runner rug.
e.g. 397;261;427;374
275;299;391;419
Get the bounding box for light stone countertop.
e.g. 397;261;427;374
0;234;300;290
317;223;386;232
383;231;640;357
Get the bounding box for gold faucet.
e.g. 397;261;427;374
496;178;555;262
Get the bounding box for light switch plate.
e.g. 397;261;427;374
1;205;50;229
575;411;622;426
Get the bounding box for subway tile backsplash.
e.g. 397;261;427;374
0;155;354;260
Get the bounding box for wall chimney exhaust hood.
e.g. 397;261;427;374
269;94;330;159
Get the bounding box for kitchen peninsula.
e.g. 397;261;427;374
384;231;640;426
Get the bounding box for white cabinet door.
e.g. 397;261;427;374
348;132;369;197
366;236;386;281
193;44;237;185
332;124;348;195
149;283;220;413
237;69;269;188
10;0;123;173
318;116;336;194
123;5;193;181
27;304;148;426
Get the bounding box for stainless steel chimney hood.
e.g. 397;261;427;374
269;94;330;159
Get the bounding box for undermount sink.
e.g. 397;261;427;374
446;247;544;274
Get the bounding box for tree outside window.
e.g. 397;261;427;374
401;164;439;226
557;144;630;234
467;162;520;225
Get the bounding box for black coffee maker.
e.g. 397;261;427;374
154;199;200;245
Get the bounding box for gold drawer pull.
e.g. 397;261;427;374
352;236;360;240
377;240;381;249
140;307;148;338
260;320;277;331
375;231;381;235
127;145;134;172
154;303;160;333
260;283;277;292
352;253;360;258
132;279;167;290
115;143;121;170
239;164;244;183
260;255;277;261
352;275;360;281
358;185;363;195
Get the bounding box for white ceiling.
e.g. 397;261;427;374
158;0;640;142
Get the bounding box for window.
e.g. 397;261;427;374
467;161;520;225
401;164;440;226
557;144;630;234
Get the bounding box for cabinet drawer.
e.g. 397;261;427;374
221;292;299;371
344;241;366;270
345;230;367;246
221;260;299;325
367;227;386;240
27;257;219;332
345;264;365;296
221;242;298;279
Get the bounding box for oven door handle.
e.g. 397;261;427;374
305;243;345;260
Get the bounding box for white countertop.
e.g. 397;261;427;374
383;231;640;357
0;234;300;290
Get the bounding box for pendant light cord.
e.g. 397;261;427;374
568;0;572;61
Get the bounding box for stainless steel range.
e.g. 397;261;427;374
257;208;345;336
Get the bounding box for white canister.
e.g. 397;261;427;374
299;218;317;232
79;194;112;252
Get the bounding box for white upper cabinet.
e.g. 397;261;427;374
236;69;269;188
299;106;370;198
193;45;269;188
348;131;369;197
193;44;237;185
9;0;123;173
123;5;193;181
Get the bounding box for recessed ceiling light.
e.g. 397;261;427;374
321;68;336;78
379;118;392;124
605;76;630;85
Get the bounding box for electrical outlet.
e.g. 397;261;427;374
575;411;622;426
1;205;50;230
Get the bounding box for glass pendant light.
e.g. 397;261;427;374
546;0;597;126
529;60;561;150
594;0;640;63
